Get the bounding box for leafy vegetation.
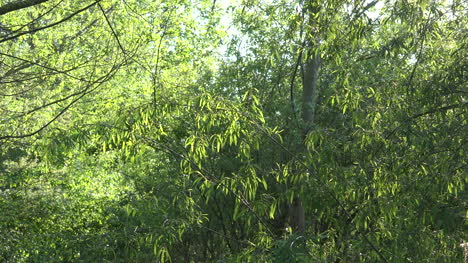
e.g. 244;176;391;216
0;0;466;262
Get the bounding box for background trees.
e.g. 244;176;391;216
0;0;466;262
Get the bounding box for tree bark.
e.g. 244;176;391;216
0;0;50;16
301;54;321;130
285;1;322;235
288;49;321;234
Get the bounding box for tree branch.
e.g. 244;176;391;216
0;62;126;141
411;103;466;119
0;0;50;16
97;2;126;55
0;0;101;43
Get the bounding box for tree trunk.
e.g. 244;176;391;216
288;52;321;234
302;54;321;130
289;196;305;233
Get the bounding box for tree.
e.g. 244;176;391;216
0;0;466;262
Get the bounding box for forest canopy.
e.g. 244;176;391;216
0;0;466;262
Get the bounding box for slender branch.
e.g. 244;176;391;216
382;103;465;149
0;51;89;81
97;2;126;56
290;40;305;117
13;74;108;118
353;0;379;20
0;61;32;80
0;57;129;140
407;11;433;95
0;83;96;140
211;0;216;13
410;102;466;119
152;16;170;106
290;8;306;114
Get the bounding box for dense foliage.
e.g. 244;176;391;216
0;0;466;262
